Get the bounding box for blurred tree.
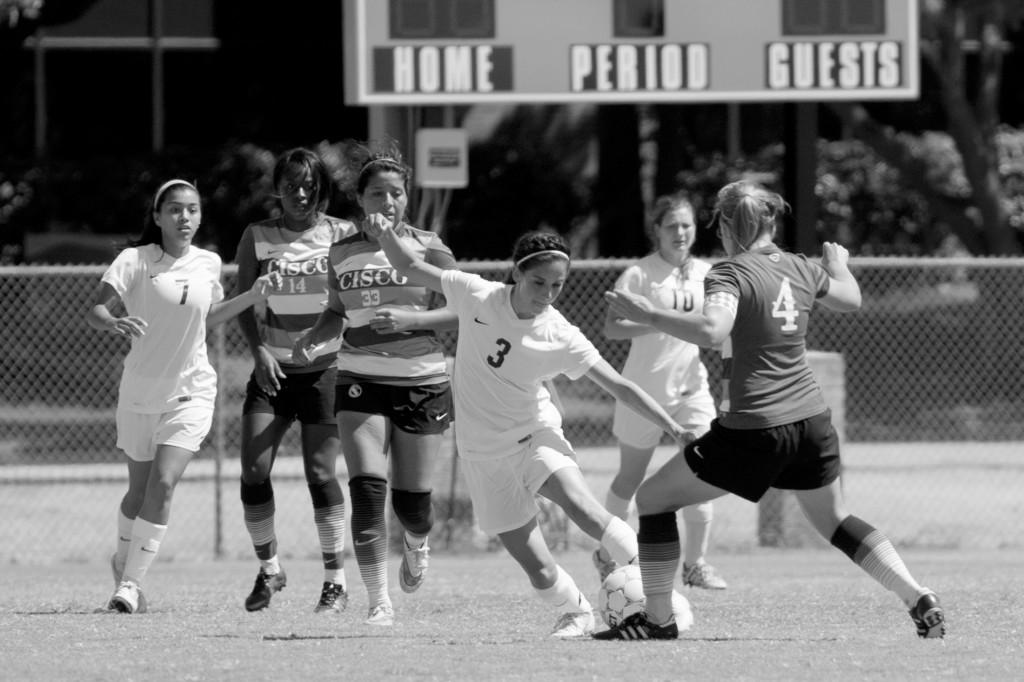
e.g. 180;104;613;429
829;0;1024;255
0;0;96;45
447;106;594;260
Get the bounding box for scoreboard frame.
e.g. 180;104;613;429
343;0;920;105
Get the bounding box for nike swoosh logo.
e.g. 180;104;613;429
473;317;488;325
140;546;157;553
433;412;449;421
693;445;704;459
354;530;381;546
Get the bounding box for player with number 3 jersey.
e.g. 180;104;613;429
368;225;691;639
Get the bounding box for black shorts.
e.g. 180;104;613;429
334;381;452;435
242;367;337;425
683;409;841;503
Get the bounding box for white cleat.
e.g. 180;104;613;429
109;555;147;613
365;602;395;626
108;580;141;614
399;542;430;593
551;610;596;638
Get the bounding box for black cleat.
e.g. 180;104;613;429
909;591;945;639
592;612;679;641
314;582;348;613
244;569;287;612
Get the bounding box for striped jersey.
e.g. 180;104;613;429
101;243;224;413
327;225;456;385
237;216;355;372
440;269;601;459
704;246;831;429
614;254;711;406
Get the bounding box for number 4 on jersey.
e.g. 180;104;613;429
771;277;799;332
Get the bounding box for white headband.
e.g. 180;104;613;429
153;179;198;210
514;249;570;269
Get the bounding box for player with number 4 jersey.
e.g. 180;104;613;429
597;181;944;641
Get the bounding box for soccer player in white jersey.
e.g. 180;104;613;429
366;223;691;638
294;144;457;626
234;149;356;614
596;181;943;640
86;179;281;613
595;194;727;590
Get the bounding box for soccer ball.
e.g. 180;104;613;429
597;564;696;631
598;564;645;627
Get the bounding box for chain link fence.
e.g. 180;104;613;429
2;258;1023;563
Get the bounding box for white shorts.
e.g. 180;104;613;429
460;428;578;535
115;404;214;462
612;393;716;449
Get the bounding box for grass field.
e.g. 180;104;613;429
1;549;1020;681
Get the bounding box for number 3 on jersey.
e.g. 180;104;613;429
487;338;511;368
771;277;799;332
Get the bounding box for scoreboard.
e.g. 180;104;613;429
343;0;919;104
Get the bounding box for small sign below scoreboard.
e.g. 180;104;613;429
343;0;919;104
415;128;468;188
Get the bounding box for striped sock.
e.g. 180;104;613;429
830;515;923;607
637;512;680;625
241;478;277;561
349;476;389;606
310;479;346;585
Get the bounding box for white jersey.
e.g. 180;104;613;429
441;270;601;459
102;244;225;413
615;254;712;406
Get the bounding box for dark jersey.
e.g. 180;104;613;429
704;246;830;429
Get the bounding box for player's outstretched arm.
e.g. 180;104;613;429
584;358;691;447
604;289;732;348
370;305;458;334
207;272;282;328
818;242;862;312
365;214;445;294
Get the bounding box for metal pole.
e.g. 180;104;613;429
212;323;226;558
33;29;46;157
151;0;164;153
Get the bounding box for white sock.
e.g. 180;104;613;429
682;502;713;566
403;531;427;550
122;518;167;586
324;569;346;586
600;516;639;566
536;565;591;613
604;489;631;520
115;508;134;569
260;556;281;575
